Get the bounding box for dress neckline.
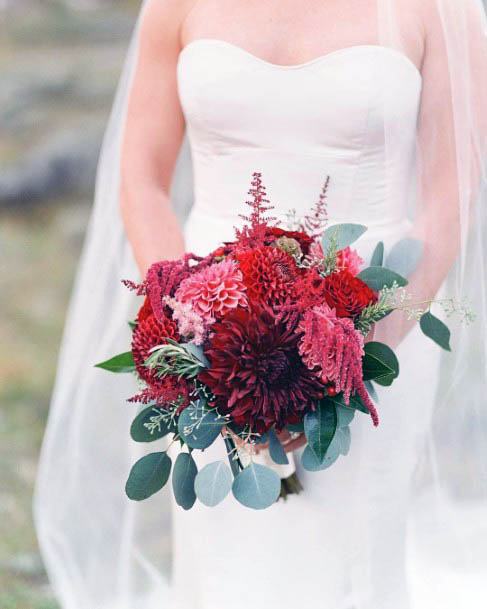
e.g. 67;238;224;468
178;38;422;80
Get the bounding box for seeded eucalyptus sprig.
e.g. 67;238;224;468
145;339;207;380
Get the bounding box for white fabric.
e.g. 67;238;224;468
34;2;487;609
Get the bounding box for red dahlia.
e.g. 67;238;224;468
131;311;189;406
237;246;298;309
199;308;323;433
323;270;377;318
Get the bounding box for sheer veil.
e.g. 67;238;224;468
34;1;487;608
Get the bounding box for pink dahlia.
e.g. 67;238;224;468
297;304;379;426
175;259;247;322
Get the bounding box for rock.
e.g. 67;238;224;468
0;126;103;208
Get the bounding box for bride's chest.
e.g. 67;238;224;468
177;40;422;153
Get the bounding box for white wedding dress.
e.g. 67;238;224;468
173;39;441;609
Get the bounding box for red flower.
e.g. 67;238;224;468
323;271;377;318
237;246;298;309
137;296;153;323
199;308;323;433
264;227;314;254
131;311;189;406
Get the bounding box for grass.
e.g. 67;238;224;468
0;203;89;608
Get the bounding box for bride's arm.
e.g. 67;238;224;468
376;2;461;347
120;0;195;276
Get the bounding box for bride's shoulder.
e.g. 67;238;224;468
137;0;200;50
140;0;199;33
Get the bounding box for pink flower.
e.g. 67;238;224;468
336;246;364;276
163;297;207;345
308;242;363;276
297;304;379;426
175;259;247;322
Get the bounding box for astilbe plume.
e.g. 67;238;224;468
163;296;207;345
175;259;247;322
234;172;277;251
298;304;379;426
237;246;299;310
300;176;330;237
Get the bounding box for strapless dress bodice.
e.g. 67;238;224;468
177;39;422;257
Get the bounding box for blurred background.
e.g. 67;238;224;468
0;1;190;607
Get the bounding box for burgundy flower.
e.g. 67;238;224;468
323;270;377;318
145;259;193;322
199;308;324;433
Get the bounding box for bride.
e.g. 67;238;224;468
34;1;487;608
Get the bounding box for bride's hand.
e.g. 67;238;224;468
255;430;307;454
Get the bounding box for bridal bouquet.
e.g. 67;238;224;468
97;173;460;510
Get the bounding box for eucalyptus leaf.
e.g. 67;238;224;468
268;429;289;465
357;266;408;291
177;400;225;449
304;400;338;463
232;463;281;510
95;351;135;373
336;427;351;456
195;461;232;507
362;342;400;386
181;342;210;367
335;404;355;428
329;393;369;415
370;241;385;267
172;452;198;510
420;311;452;351
386;238;424;278
130;406;174;443
125;452;172;501
301;443;340;472
321;223;367;252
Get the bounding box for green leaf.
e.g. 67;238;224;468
177;400;225;449
125;452;172;501
335;427;351;456
357;266;408;291
329;393;369;415
268;429;289;465
322;223;367;252
286;421;305;434
172;452;198;510
195;461;233;507
95;351;135;373
420;311;452;351
180;342;210;367
335;404;355;428
370;241;384;267
130;406;175;443
301;443;340;472
128;320;137;330
362;342;400;386
304;400;338;463
386;238;423;278
232;463;281;510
